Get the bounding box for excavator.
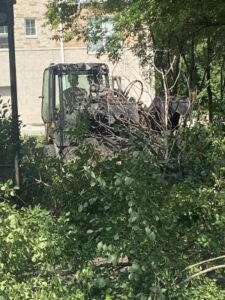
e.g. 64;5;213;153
41;63;142;157
41;62;190;158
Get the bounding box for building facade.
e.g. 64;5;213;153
0;0;155;125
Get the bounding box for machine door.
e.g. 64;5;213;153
51;73;62;147
42;68;63;146
41;69;51;123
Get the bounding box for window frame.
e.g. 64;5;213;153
24;18;37;38
0;25;8;48
87;16;114;54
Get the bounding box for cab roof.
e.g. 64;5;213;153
47;63;109;75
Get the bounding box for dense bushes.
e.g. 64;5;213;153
1;119;225;298
0;199;79;299
0;100;13;167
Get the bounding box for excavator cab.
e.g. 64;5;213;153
41;63;110;153
41;62;143;157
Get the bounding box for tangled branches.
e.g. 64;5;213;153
86;86;190;158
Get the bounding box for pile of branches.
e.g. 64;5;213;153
87;90;190;158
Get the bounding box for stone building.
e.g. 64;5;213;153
0;0;155;125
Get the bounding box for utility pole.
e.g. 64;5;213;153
58;0;77;63
59;0;65;63
59;21;65;63
0;0;20;186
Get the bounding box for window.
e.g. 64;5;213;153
25;18;37;37
41;69;51;123
88;17;114;53
0;26;7;34
0;25;8;48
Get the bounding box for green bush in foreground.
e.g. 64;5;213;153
0;199;79;299
1;123;225;299
0;100;13;167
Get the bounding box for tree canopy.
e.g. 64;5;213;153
45;0;225;121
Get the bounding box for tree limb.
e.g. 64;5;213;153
183;264;225;284
184;255;225;271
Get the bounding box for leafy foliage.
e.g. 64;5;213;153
44;0;225;121
2;2;225;295
0;200;80;299
0;99;13;167
2;121;222;299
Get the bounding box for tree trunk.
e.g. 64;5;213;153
181;38;196;101
171;55;180;95
206;64;213;123
220;57;225;102
189;38;196;101
207;38;213;123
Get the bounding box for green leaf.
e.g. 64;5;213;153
124;176;134;186
113;233;119;240
97;241;103;250
95;277;106;288
78;204;83;212
89;197;97;205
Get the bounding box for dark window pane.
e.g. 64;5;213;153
0;36;8;48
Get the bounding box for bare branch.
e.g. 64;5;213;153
184;255;225;271
183;264;225;284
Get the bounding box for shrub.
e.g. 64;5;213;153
0;99;13;167
1;117;225;298
0;200;80;299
